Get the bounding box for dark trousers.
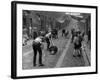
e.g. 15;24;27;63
47;42;50;50
45;37;50;50
32;43;43;65
71;35;74;43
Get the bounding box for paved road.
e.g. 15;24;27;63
22;18;86;70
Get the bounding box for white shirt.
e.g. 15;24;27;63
45;32;51;38
34;37;42;43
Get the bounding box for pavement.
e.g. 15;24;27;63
81;40;91;66
78;21;91;66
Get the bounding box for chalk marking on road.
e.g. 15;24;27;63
55;38;71;68
23;50;33;56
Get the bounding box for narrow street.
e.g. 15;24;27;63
22;18;86;70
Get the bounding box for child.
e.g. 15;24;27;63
73;32;82;57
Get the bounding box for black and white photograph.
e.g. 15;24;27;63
22;10;91;69
11;1;97;79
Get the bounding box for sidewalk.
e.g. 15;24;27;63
82;40;91;66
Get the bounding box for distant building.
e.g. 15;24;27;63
23;10;71;37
